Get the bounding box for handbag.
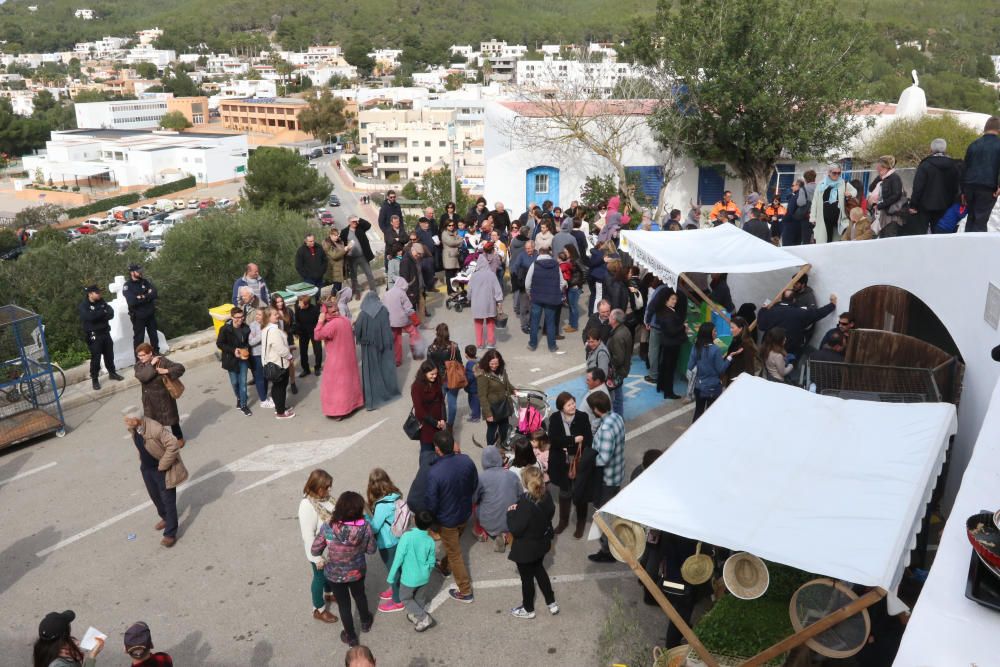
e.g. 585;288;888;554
161;374;184;400
403;409;422;441
444;344;468;389
262;328;287;382
568;441;584;481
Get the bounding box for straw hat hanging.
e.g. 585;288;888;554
609;518;647;563
722;552;770;600
680;542;714;586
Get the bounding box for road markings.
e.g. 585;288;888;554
426;569;632;613
36;420;385;557
0;461;57;488
625;402;694;442
530;362;586;387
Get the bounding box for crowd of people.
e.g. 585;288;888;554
58;119;1000;664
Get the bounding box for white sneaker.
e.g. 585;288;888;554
259;398;275;409
511;606;535;619
547;601;559;615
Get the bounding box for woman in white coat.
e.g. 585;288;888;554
298;469;337;623
809;165;857;243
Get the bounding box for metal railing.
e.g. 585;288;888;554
806;360;943;403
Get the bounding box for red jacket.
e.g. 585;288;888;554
411;377;445;444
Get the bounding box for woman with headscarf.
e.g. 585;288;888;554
314;297;364;419
354;290;400;411
809;164;856;243
468;254;504;349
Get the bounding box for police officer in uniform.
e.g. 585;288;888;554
123;263;160;356
78;284;124;390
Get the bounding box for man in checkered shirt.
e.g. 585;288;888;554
586;391;626;563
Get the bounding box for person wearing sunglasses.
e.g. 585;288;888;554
809;165;857;243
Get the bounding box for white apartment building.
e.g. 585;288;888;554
205;53;250;76
0;90;37;116
588;42;619;61
358;107;480;182
299;63;359;84
74;9;95;20
480;40;507;58
125;45;177;70
73;36;129;60
22;128;248;188
278;46;343;66
136;28;163;45
216;79;277;101
516;59;640;97
450;45;474;59
75;99;170;130
368;49;403;71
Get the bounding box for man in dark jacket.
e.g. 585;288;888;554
377;189;403;238
909;138;962;234
756;290;838;356
425;431;479;603
962;116;1000;233
526;248;566;353
581;299;613;344
123;263;159;356
606;309;633;416
810;330;846;363
490;201;511;237
79;284;124;390
510;238;535;331
216;307;253;415
294;234;328;288
293;294;322;377
399;243;425;322
340;216;376;294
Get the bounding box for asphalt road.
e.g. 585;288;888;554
0;301;693;665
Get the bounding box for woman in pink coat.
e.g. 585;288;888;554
314;299;364;419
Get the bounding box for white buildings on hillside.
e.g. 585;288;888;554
73;36;129;60
125;45;177;70
213;79;277;105
75;98;171;130
278;46;343;66
205;53;250;76
74;9;95;20
516;60;640;97
368;49;403;72
136;28;163;45
22;128;248;188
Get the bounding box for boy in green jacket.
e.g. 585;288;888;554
387;510;438;632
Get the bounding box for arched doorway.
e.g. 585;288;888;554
849;285;961;360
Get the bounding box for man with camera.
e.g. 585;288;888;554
216;306;253;416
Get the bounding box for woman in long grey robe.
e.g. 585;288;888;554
354;291;401;410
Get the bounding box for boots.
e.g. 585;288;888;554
554;497;572;535
573;504;588;539
91;377;101;391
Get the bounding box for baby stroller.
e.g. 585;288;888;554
473;385;551;449
445;253;479;312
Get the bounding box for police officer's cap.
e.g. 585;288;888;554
84;284;100;294
127;263;142;272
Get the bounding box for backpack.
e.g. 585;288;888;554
389;497;412;538
517;403;544;435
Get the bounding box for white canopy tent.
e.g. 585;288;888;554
893;378;1000;665
619;226;805;288
597;375;957;595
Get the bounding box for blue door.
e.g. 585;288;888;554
696;165;726;206
526;166;560;210
625;166;665;206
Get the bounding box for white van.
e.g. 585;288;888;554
164;212;188;225
114;224;145;249
155;199;175;212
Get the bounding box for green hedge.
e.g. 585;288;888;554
66;193;140;218
143;176;196;199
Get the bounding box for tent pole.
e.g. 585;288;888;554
592;513;719;667
679;273;732;325
748;263;812;334
739;587;885;667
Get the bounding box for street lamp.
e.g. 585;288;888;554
448;121;456;204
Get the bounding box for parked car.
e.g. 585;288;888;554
309;148;323;159
114;224;145;250
173;199;186;210
108;205;135;222
334;142;344;151
187;199;199;209
149;211;169;223
132;207;149;220
323;145;335;154
198;199;214;209
155;199;175;212
85;217;111;230
75;225;97;235
328;194;341;207
215;198;232;208
319;211;334;226
66;228;82;241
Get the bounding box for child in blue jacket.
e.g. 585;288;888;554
387;510;438;632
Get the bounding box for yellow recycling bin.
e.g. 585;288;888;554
209;303;236;337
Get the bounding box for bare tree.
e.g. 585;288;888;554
499;58;675;216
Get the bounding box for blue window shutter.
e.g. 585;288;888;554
766;164;796;202
697;165;726;206
625;166;664;206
